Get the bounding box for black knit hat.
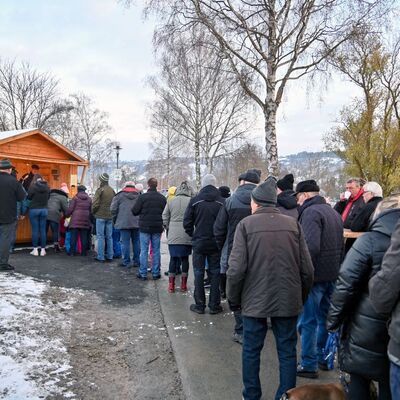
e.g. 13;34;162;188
251;176;277;207
294;180;320;195
219;186;231;198
77;185;87;192
277;174;294;191
238;169;261;184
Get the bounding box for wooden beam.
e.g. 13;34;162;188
0;153;89;166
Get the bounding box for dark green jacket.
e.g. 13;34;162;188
92;184;115;220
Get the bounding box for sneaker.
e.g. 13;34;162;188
119;263;129;267
209;305;224;315
0;264;15;271
232;333;243;345
105;258;113;262
318;362;329;371
93;258;105;263
189;304;205;314
136;274;147;281
40;248;46;257
296;365;319;379
152;274;161;280
30;248;39;256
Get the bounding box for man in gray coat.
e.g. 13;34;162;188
227;177;314;400
369;219;400;399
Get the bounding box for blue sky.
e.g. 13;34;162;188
0;0;355;161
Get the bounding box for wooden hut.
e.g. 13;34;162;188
0;128;89;243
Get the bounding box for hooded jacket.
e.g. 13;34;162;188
110;188;139;230
227;207;314;317
66;191;92;229
277;189;298;219
27;180;50;209
163;185;192;246
47;189;69;223
298;195;344;282
132;187;167;234
92;183;115;220
0;172;26;224
214;183;256;254
369;219;400;366
184;185;224;254
327;209;400;380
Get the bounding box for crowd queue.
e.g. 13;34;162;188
0;157;399;400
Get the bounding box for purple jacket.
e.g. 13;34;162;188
66;192;92;229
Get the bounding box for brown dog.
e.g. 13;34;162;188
280;383;346;400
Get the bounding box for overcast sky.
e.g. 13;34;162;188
0;0;355;161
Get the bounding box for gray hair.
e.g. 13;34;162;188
363;181;383;198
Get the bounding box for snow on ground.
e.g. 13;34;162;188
0;273;80;399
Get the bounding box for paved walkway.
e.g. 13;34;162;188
158;244;337;400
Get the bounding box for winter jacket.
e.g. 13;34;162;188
0;172;26;224
163;186;192;246
47;189;69;223
369;219;400;366
110;188;139;230
92;183;115;220
214;183;256;254
334;189;365;229
227;207;314;317
65;191;92;229
184;185;224;254
132;187;167;234
298;195;344;283
327;209;400;381
277;190;298;219
349;196;382;232
27;180;50;209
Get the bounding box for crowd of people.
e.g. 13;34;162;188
0;157;399;400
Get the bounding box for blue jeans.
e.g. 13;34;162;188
298;281;334;371
29;208;48;248
242;316;297;400
139;232;161;277
120;228;140;266
47;221;59;244
192;251;221;310
113;228;122;257
96;219;113;261
391;362;400;400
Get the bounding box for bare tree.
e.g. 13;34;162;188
150;28;252;188
0;60;69;131
142;0;392;174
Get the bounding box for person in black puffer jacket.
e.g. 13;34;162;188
214;168;260;342
132;177;167;280
277;173;298;219
295;180;344;379
27;175;50;256
327;205;400;400
184;174;224;315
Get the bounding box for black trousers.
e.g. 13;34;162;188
168;256;189;275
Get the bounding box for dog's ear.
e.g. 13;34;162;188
279;393;289;400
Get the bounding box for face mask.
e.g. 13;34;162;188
344;191;351;200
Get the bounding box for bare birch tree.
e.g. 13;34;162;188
0;60;69;131
149;29;252;188
143;0;392;174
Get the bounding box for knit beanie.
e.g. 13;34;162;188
77;185;87;192
99;172;109;183
219;186;231;198
201;174;217;188
277;174;294;191
60;182;70;194
238;169;261;184
251;176;278;207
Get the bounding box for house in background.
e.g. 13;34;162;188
0;128;89;243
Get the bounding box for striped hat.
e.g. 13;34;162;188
99;172;109;182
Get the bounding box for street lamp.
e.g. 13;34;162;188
114;144;122;169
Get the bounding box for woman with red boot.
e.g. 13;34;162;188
162;181;194;293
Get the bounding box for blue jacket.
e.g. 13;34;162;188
298;195;343;282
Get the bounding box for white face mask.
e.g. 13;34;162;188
344;191;351;200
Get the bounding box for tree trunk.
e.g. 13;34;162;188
263;102;279;176
194;140;201;190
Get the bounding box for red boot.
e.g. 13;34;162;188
168;276;175;293
180;275;188;292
